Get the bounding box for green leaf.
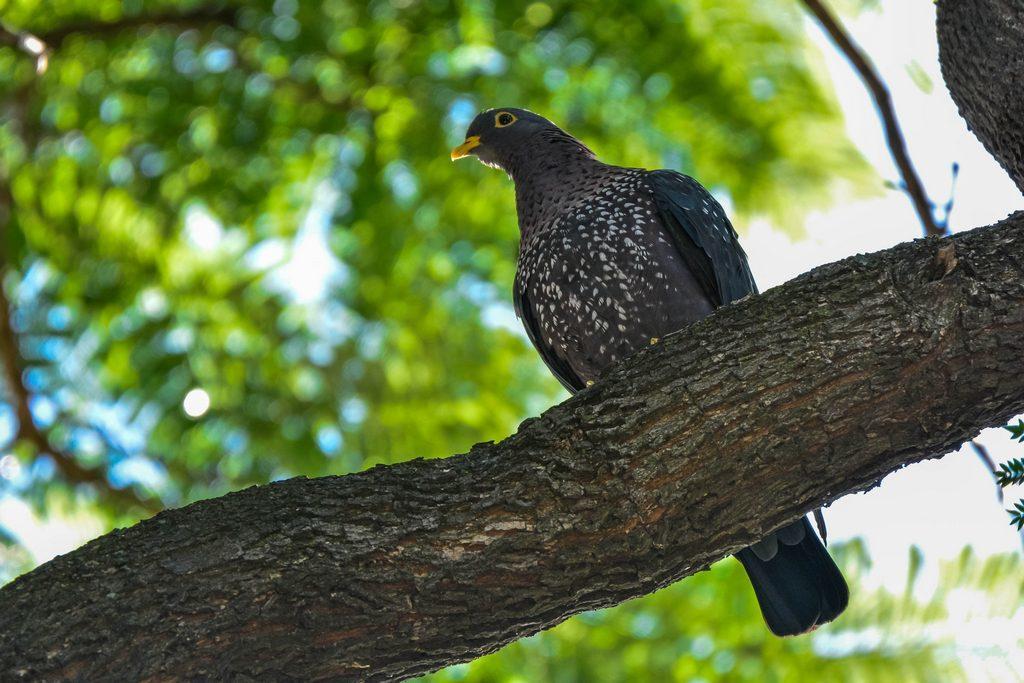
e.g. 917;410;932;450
996;458;1024;487
1004;418;1024;440
905;60;934;94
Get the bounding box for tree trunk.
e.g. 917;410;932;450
937;0;1024;194
2;213;1024;681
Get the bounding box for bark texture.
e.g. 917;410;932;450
937;0;1024;194
2;213;1024;681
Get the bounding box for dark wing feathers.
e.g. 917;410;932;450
513;286;585;393
647;169;758;307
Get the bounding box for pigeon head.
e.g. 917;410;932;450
451;108;594;172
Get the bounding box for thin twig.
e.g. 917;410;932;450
37;6;240;47
801;0;943;237
971;441;1003;504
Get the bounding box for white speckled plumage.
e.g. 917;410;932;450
514;165;714;384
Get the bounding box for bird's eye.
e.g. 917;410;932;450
495;111;517;127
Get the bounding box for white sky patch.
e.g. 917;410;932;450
245;238;288;271
482;302;524;334
266;180;346;304
183;203;224;251
0;496;106;566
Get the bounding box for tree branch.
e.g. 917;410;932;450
2;5;239;75
2;213;1023;680
801;0;943;237
937;0;1024;195
1;9;171;514
35;5;240;48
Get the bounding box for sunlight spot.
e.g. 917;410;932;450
266;180;345;303
182;388;211;418
20;35;45;55
184;204;223;251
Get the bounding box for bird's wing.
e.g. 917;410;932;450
513;286;586;394
647;169;758;306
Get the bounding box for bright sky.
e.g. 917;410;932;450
743;1;1023;592
1;1;1022;665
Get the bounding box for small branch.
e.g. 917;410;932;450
0;266;159;513
2;5;239;73
801;0;943;237
36;5;240;47
970;441;1003;503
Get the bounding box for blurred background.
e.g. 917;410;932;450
0;0;1022;680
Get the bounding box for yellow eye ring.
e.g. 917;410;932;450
495;111;517;127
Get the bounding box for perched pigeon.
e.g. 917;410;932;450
453;107;848;636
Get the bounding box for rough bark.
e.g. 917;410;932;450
2;213;1024;681
937;0;1024;194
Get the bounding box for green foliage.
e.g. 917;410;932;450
1005;419;1024;443
420;543;1024;682
1000;422;1024;530
905;60;935;94
0;0;869;520
829;0;882;15
996;459;1024;488
0;526;32;585
1010;501;1024;531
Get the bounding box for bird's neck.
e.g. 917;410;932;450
506;132;604;240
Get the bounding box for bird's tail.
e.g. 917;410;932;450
736;516;849;636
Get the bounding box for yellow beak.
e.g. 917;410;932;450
450;135;481;161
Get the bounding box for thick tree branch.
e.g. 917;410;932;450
2;213;1024;680
937;0;1024;195
801;0;943;236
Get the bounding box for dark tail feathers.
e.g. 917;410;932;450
736;517;849;636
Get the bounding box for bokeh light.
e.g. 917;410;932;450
182;388;211;419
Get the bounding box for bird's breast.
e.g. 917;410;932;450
516;191;714;382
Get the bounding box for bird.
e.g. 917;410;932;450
452;107;849;636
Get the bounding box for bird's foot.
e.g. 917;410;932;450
585;380;595;387
649;337;660;345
